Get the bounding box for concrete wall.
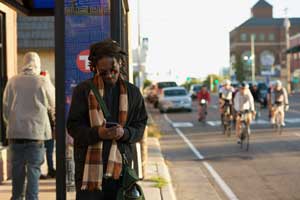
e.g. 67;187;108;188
0;2;17;182
0;2;18;78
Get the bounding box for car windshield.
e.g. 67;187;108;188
158;82;177;88
164;89;187;96
193;85;201;91
258;83;267;90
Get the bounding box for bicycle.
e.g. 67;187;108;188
272;103;284;135
254;101;262;120
198;99;207;124
239;110;251;151
222;102;232;137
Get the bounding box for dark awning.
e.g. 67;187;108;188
286;45;300;54
2;0;54;16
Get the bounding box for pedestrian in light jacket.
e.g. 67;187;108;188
3;52;55;200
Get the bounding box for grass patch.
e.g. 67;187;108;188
147;124;162;138
149;176;168;188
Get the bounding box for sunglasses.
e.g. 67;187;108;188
99;68;119;77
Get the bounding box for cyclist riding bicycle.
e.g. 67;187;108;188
197;85;211;121
270;80;289;127
219;80;235;124
234;82;255;144
250;82;263;119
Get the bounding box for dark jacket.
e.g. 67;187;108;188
67;79;148;191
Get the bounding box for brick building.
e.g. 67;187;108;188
17;16;55;83
289;33;300;91
230;0;300;82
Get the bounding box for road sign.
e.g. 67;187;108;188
76;49;90;73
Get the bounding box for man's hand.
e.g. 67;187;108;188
285;105;289;111
98;123;124;140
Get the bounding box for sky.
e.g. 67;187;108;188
128;0;300;84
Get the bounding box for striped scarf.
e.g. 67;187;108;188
81;74;128;191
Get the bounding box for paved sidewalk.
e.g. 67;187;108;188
0;137;176;200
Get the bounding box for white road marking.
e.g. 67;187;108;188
205;118;300;127
164;114;239;200
294;133;300;137
285;118;300;123
211;105;219;109
207;121;222;126
251;119;269;125
172;122;194;128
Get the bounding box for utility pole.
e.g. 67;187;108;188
251;34;255;82
137;0;144;92
284;8;291;94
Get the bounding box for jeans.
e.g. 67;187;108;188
44;139;54;172
10;142;45;200
76;178;121;200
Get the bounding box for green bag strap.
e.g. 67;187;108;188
88;80;111;119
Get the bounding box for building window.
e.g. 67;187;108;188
269;33;275;41
240;33;247;41
294;53;298;60
259;33;265;41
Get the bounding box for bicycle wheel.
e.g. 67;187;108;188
226;114;231;137
246;126;250;151
277;123;282;135
240;129;244;149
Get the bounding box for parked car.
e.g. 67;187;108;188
152;81;178;108
158;87;192;113
189;84;202;100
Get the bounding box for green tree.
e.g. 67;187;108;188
143;79;152;89
233;55;247;82
203;74;222;92
181;78;201;91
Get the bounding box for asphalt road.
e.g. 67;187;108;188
148;93;300;200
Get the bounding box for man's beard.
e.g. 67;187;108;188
104;78;117;87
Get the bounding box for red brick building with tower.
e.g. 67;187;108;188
230;0;300;82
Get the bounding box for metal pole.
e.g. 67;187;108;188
286;25;291;94
55;0;66;199
251;34;255;82
284;8;291;94
111;0;122;44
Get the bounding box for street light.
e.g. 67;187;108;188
284;8;291;94
243;54;255;82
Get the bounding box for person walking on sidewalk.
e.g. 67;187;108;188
3;52;55;200
67;39;148;200
40;70;56;179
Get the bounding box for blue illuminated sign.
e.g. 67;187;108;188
64;0;111;119
33;0;54;8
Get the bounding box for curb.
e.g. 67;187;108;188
149;138;177;200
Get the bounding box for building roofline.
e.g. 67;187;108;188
291;33;300;40
252;0;273;9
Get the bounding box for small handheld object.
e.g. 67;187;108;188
106;122;119;128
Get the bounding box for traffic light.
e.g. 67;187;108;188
186;77;191;81
214;79;219;85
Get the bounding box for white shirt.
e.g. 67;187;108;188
219;86;235;100
234;89;255;112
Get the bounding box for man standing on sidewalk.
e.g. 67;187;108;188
2;52;55;200
67;39;148;200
